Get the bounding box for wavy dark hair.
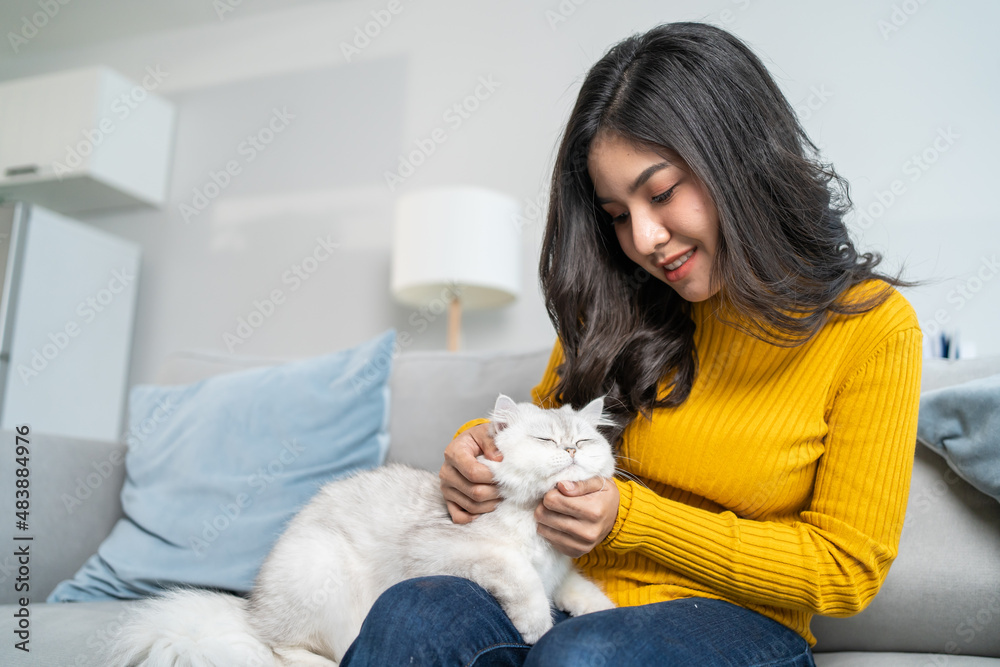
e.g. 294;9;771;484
539;21;917;443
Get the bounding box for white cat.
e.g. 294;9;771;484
108;394;617;666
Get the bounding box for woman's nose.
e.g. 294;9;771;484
630;212;669;256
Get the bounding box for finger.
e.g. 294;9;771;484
534;503;579;535
535;521;589;558
536;506;606;550
440;463;501;504
541;488;609;524
477;429;503;462
556;476;607;497
445;500;478;524
446;447;497;486
441;484;501;515
540;487;589;518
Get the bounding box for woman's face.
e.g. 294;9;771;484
587;131;721;303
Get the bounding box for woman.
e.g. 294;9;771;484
343;21;922;666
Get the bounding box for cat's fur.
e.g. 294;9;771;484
108;394;617;666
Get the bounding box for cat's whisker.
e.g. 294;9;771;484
613;467;653;492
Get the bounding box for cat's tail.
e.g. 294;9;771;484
105;587;278;667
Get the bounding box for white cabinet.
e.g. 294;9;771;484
0;201;140;441
0;66;175;215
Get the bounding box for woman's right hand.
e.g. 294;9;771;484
439;422;503;523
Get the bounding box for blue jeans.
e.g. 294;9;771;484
340;576;816;666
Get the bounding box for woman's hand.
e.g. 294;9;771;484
535;477;620;558
439;422;503;523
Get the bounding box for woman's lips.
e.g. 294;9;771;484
663;247;696;281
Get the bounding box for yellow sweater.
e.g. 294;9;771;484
457;280;923;646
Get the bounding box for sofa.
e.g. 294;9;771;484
1;345;998;666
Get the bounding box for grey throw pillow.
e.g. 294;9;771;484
916;373;1000;503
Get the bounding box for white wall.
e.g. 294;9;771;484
1;0;997;388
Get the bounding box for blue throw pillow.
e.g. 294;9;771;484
916;372;1000;504
48;329;396;602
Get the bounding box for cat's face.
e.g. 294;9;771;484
483;395;616;503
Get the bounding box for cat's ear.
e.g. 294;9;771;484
580;396;608;425
491;394;518;433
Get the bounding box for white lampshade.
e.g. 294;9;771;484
391;186;521;309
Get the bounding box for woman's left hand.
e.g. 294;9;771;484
535;477;620;558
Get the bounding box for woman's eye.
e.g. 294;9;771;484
652;185;677;204
606;185;677;224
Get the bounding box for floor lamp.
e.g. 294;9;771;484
391;186;521;351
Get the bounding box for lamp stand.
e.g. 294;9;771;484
447;296;461;352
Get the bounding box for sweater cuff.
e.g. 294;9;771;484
453;418;490;440
601;476;633;547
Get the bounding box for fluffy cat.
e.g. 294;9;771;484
108;394;618;666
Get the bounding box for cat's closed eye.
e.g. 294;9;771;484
532;436;557;444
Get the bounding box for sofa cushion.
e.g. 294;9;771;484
47;330;395;602
916;373;1000;503
385;347;552;471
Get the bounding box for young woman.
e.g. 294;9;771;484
343;22;922;667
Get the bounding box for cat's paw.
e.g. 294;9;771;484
553;573;616;617
506;599;553;645
559;588;615;616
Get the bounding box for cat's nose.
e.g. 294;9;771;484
565;447;577;457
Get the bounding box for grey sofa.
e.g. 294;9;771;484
2;347;998;666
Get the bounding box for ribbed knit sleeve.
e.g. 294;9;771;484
601;326;923;616
452;418;490;440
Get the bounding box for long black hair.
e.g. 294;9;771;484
539;22;917;442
